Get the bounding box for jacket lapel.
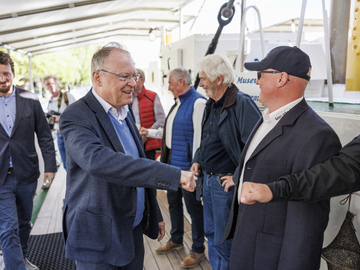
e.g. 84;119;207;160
248;99;309;161
84;90;125;153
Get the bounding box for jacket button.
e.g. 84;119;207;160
132;215;136;218
132;187;136;191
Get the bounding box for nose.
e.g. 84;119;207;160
0;74;6;82
256;79;260;85
127;78;137;87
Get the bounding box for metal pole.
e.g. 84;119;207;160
28;55;34;93
322;0;334;107
237;5;265;73
329;0;351;84
296;0;307;47
179;8;183;40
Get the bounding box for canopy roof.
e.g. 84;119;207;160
0;0;194;56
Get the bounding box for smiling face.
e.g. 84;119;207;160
256;69;280;108
94;49;137;109
199;71;217;98
168;75;183;98
0;64;14;97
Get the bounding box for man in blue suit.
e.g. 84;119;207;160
59;42;195;270
222;46;342;270
0;51;56;270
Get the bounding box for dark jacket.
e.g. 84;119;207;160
193;83;261;178
270;135;360;202
60;90;181;267
0;87;56;187
223;99;342;270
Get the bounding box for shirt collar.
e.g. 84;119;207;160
262;96;303;124
92;88;129;121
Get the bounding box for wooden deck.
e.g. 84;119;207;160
0;166;211;270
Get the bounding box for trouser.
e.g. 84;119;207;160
57;131;67;170
167;187;205;253
0;172;37;270
75;225;144;270
203;172;234;270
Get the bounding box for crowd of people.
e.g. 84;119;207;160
0;42;359;270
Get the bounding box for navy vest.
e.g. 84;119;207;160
170;87;205;170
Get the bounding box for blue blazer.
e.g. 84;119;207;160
60;90;181;267
223;99;342;270
0;87;56;187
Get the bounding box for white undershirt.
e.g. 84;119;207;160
237;97;303;203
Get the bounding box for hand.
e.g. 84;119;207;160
158;221;165;241
52;114;60;123
240;182;273;205
43;172;55;189
139;127;149;136
221;175;235;192
141;135;148;144
179;171;196;192
190;162;201;177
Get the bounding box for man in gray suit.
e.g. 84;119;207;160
0;51;56;270
60;42;195;270
223;46;342;270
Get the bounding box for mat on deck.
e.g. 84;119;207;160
27;232;76;270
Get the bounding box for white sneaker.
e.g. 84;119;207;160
24;258;39;270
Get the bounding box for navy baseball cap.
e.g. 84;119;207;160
244;46;312;81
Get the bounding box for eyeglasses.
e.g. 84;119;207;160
257;70;290;81
99;69;140;82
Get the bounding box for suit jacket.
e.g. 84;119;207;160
223;99;342;270
59;90;181;267
0;87;56;187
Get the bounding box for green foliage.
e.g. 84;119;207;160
1;44;100;88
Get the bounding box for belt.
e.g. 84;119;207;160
7;167;14;174
206;172;232;185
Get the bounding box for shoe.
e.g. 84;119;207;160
180;251;205;268
155;240;184;254
24;258;39;270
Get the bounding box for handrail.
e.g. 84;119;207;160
236;5;265;73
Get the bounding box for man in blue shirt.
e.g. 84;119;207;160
0;51;56;270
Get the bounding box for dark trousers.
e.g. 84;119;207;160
167;187;205;253
144;149;156;160
76;224;144;270
57;132;67;171
0;173;37;270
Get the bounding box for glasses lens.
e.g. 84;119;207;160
257;72;262;80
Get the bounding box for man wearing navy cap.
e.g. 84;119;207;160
222;46;342;270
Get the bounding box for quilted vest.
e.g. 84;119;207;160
170;87;205;170
137;87;162;151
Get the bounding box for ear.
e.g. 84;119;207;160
92;70;102;87
277;72;289;87
216;75;224;86
179;78;185;86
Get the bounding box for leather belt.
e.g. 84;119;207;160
7;167;14;174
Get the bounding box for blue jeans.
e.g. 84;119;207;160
57;132;67;170
203;172;234;270
0;173;37;270
167;187;205;253
75;225;144;270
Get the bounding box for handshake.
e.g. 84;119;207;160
179;171;197;192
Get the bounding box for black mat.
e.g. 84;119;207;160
27;232;76;270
